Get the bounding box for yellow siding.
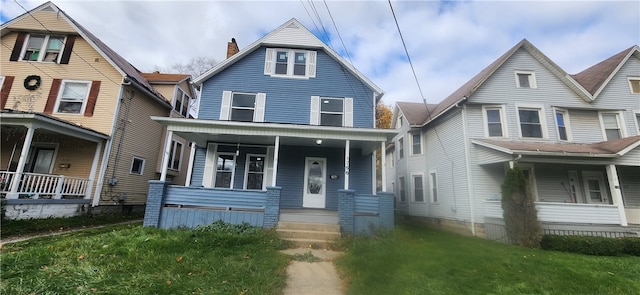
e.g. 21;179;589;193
6;10;76;33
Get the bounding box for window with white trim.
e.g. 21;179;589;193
629;78;640;94
220;91;266;122
429;171;438;203
0;76;4;89
515;70;536;88
555;109;570;141
214;153;236;189
517;107;545;138
309;96;353;127
130;156;145;175
264;48;316;78
399;177;406;202
412;174;424;202
244;154;265;190
167;140;183;171
412;133;421;155
635;112;640;134
174;88;191;117
55;80;90;114
600;112;624;140
21;34;66;63
483;105;506;137
398;137;404;159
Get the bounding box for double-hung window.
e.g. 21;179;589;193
220;91;266;122
517;105;546;138
554;108;571;141
310;96;353;127
21;34;65;63
483;105;506;137
167;140;183;170
174;88;190;117
399;177;406;202
629;78;640;94
412;133;421;155
215;153;236;189
413;174;424;202
398;137;404;159
429;171;438;203
130;157;145;175
600;112;624;140
515;70;537;88
265;48;316;78
56;81;90;114
244;154;265;190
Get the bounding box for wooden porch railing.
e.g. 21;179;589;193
0;171;91;199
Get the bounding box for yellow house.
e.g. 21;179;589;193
0;1;185;219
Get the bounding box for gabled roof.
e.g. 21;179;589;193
395;101;437;126
141;72;191;84
571;45;640;98
193;18;384;100
1;1;169;107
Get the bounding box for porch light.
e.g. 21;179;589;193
315;139;322;145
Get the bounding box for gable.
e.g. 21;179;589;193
262;21;325;48
2;7;76;34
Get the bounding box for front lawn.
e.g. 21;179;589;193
1;213;144;239
1;222;289;294
335;223;640;295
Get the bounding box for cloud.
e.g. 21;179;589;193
2;0;638;107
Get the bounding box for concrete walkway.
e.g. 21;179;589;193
280;248;344;295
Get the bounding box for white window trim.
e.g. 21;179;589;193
428;170;438;203
310;96;353;127
20;34;66;63
167;140;183;171
398;176;406;203
411;173;425;203
482;105;508;138
634;110;640;135
264;48;316;79
553;107;573;142
130;156;145;175
243;153;266;190
173;87;191;117
598;111;627;141
220;91;266;122
53;80;91;115
411;133;422;155
514;70;537;89
214;152;236;189
628;77;640;94
515;103;548;139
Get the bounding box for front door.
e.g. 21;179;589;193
303;157;326;208
582;171;609;204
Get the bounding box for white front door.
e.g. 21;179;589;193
582;171;609;204
303;157;326;208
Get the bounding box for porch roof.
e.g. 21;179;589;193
151;116;397;152
0;110;109;142
472;136;640;158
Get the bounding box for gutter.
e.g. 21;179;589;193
420;96;468;127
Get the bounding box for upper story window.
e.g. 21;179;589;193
412;133;421;155
264;48;316;78
398;137;404;159
635;112;640;134
515;70;537;89
22;34;65;63
517;105;546;138
628;78;640;94
219;91;266;122
174;88;191;117
310;96;353;127
554;108;571;141
600;112;625;140
167;140;183;171
483;105;507;138
55;80;90;114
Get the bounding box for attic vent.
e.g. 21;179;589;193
286;23;299;29
94;57;100;62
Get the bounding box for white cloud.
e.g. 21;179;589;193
2;0;638;107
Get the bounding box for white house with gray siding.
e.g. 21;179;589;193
389;39;640;238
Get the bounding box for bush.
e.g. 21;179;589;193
501;165;541;248
193;220;287;249
541;235;640;256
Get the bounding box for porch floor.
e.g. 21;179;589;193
279;209;339;224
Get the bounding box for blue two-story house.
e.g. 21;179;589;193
143;19;397;235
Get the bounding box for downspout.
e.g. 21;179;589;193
461;103;476;236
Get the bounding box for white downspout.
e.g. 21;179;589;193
461;104;476;236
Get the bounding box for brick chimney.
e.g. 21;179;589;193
227;38;239;58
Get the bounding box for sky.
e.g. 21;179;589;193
1;0;639;106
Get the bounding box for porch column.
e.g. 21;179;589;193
272;136;280;186
381;141;387;192
160;130;173;181
185;142;196;186
85;141;103;199
344;140;350;190
7;126;35;199
606;164;628;226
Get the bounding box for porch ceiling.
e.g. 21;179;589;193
0;111;109;143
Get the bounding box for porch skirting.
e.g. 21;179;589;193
2;200;90;220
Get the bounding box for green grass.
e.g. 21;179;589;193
1;222;289;295
335;223;640;295
1;213;144;238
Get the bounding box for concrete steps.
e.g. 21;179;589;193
277;221;341;248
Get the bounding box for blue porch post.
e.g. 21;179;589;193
339;189;355;234
264;186;281;228
143;180;168;227
377;192;395;230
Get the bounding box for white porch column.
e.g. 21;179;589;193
185;142;196;187
344;140;350;190
7;126;35;199
606;164;628;226
160;130;173;181
381;141;387;192
272;136;280;186
85;141;103;199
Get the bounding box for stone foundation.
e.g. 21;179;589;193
3;203;89;220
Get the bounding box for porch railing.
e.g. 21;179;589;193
0;171;91;199
483;200;622;225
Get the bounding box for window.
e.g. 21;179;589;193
517;107;545;138
483;105;506;137
515;70;536;88
130;157;145;175
413;175;424;202
310;96;352;127
555;109;570;141
244;154;265;190
214;153;235;189
412;133;421;155
174;88;190;117
429;171;438;203
21;34;65;63
399;177;406;202
167;140;183;170
398;137;404;159
220;91;265;122
397;115;403;128
629;78;640;94
265;48;316;78
55;81;90;114
600;112;624;140
635;113;640;134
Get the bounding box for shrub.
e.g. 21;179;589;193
193;220;287;249
541;235;640;256
501;165;541;248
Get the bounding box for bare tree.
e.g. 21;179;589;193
155;56;219;78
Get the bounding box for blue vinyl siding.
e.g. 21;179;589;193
190;147;207;187
198;47;375;128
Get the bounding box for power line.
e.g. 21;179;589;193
323;0;353;64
